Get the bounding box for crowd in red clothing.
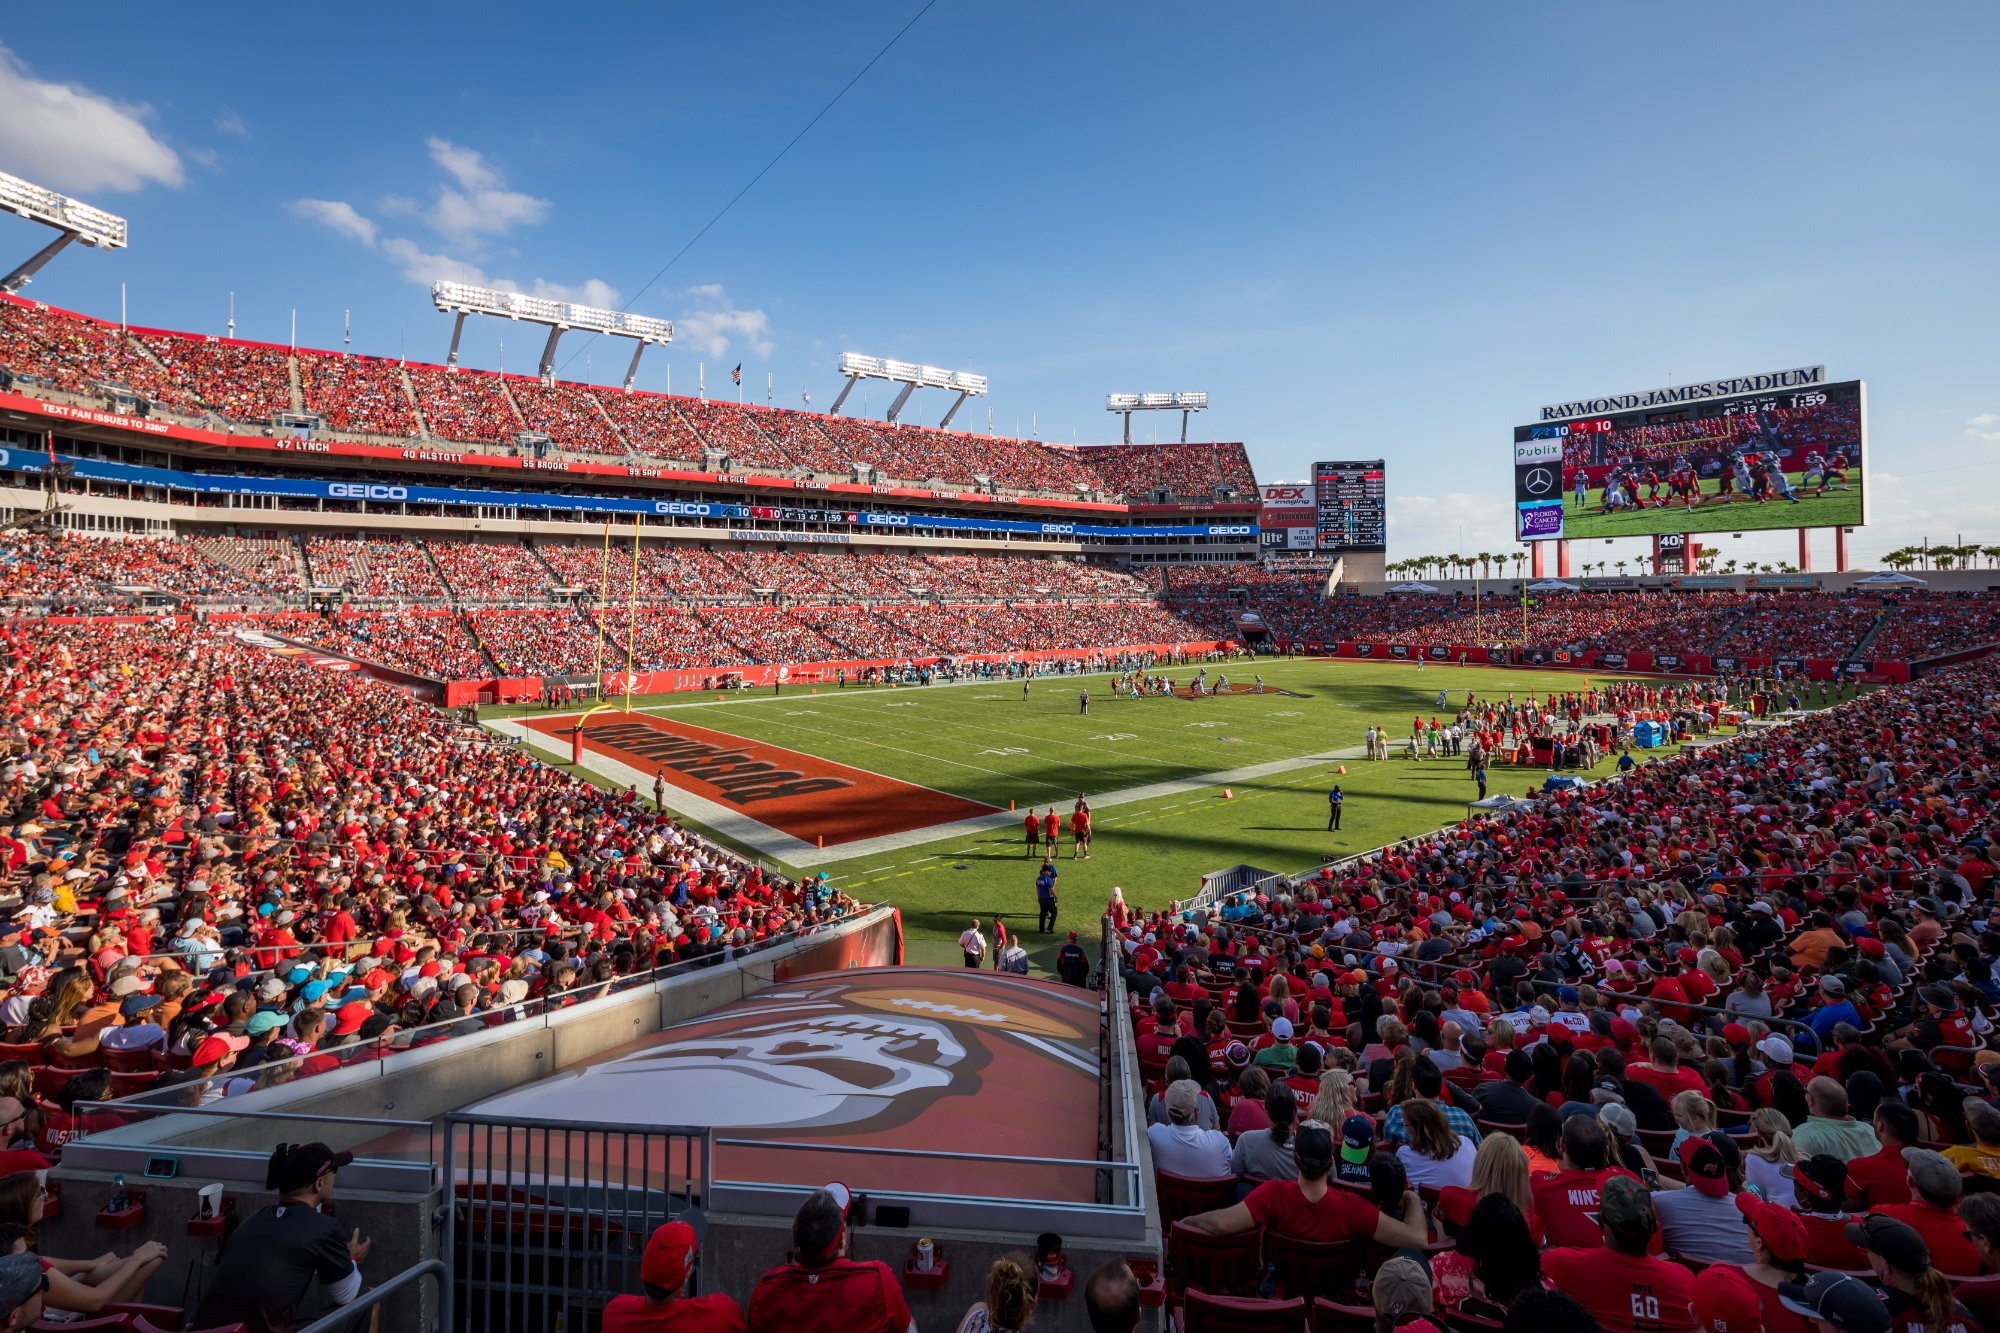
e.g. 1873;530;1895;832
303;537;446;600
1127;651;2000;1330
1867;595;2000;663
1079;442;1260;499
309;609;491;679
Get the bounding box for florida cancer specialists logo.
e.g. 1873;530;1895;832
1518;501;1565;538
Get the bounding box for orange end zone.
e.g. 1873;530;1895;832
523;712;996;847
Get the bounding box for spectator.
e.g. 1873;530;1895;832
0;1252;48;1333
1732;1192;1811;1327
1372;1254;1437;1332
1475;1049;1543;1124
190;1142;371;1333
1691;1267;1764;1333
1534;1115;1640;1247
1432;1194;1546;1316
1146;1080;1230;1179
0;1156;168;1315
1397;1099;1477;1190
1184;1120;1429;1246
1745;1108;1800;1207
603;1220;745;1333
1230;1081;1299;1185
1843;1215;1972;1333
747;1185;915;1333
1544;1175;1696;1332
1943;1100;2000;1179
956;1253;1036;1333
1083;1258;1140;1333
1794;1078;1880;1162
1846;1102;1919;1209
1775;1272;1891;1333
1654;1137;1753;1265
1435;1132;1542;1240
1865;1150;1981;1276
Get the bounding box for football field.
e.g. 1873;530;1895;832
1560;472;1862;540
487;657;1712;967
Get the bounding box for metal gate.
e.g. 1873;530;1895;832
441;1113;711;1333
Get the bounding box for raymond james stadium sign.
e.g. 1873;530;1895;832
1539;366;1826;422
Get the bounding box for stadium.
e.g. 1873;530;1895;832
0;9;1998;1333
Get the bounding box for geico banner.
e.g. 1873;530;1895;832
0;450;1250;541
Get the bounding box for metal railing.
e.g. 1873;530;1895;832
299;1258;446;1333
441;1112;709;1333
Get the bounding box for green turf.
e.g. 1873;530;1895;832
1558;473;1861;541
490;658;1801;970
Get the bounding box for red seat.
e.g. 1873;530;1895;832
1263;1232;1364;1304
100;1047;154;1074
30;1316;131;1333
31;1065;85;1101
152;1050;191;1072
108;1070;158;1096
1312;1297;1378;1333
135;1319;247;1333
0;1040;45;1063
1184;1290;1306;1332
104;1304;185;1327
1155;1169;1236;1225
46;1044;103;1071
1167;1221;1262;1299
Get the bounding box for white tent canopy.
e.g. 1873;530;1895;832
1390;581;1443;594
1852;571;1926;586
1528;579;1581;593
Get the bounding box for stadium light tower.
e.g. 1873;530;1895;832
0;171;128;294
1107;391;1208;444
829;353;988;428
430;281;672;388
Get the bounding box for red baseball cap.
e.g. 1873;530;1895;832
1736;1192;1808;1263
1678;1137;1730;1197
1691;1263;1762;1333
640;1220;697;1290
1722;1022;1751;1046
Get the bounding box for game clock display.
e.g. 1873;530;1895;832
1511;380;1866;542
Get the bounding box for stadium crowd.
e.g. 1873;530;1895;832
302;537;445;600
1123;650;2000;1331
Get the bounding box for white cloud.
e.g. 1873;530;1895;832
292;139;616;325
676;285;773;359
290;199;378;247
0;44;182;193
423;137;548;243
1968;413;2000;443
214;107;249;138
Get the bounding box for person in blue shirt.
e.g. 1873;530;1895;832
1326;785;1344;832
1805;975;1863;1044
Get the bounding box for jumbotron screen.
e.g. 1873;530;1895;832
1312;460;1386;552
1511;379;1867;542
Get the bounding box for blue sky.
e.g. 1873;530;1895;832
1;3;1995;566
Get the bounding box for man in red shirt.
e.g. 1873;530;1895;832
1544;1175;1695;1333
1867;1150;1983;1276
604;1220;745;1333
1533;1115;1645;1248
1845;1103;1919;1209
1042;808;1060;856
747;1185;914;1333
1628;1036;1708;1102
1183;1122;1429;1246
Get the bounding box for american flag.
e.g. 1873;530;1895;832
731;364;742;385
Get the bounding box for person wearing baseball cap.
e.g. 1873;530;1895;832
1777;1272;1889;1333
1146;1080;1231;1180
1690;1264;1763;1333
748;1185;915;1333
1866;1148;1982;1275
1734;1191;1811;1325
1336;1112;1378;1185
1655;1137;1753;1264
191;1142;373;1333
1792;1155;1869;1269
1254;1016;1297;1072
602;1219;744;1332
1843;1214;1973;1333
1545;1175;1699;1332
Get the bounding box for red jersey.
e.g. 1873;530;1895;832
1042;812;1059;838
1242;1179;1381;1243
1543;1248;1695;1333
1798;1213;1867;1269
602;1292;746;1333
1532;1166;1643;1248
746;1259;913;1333
1845;1145;1914;1208
1871;1200;1984;1276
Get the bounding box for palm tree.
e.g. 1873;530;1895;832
1615;559;1629;576
1722;559;1738;574
1936;551;1957;570
1984;546;2000;570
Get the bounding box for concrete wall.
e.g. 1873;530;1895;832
49;909;901;1329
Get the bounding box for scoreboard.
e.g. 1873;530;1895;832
1312;460;1386;553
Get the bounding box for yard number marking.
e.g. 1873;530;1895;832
1090;733;1138;742
976;746;1031;756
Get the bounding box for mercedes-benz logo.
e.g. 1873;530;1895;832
1524;467;1554;496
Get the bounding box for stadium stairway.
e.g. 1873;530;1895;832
523;539;565;586
292;533;316;589
398;365;432;438
1703;605;1752;654
285;354;305;412
1847;608;1893;659
421;538;459;601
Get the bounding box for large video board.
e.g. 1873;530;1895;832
1313;460;1386;552
1513;378;1866;542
